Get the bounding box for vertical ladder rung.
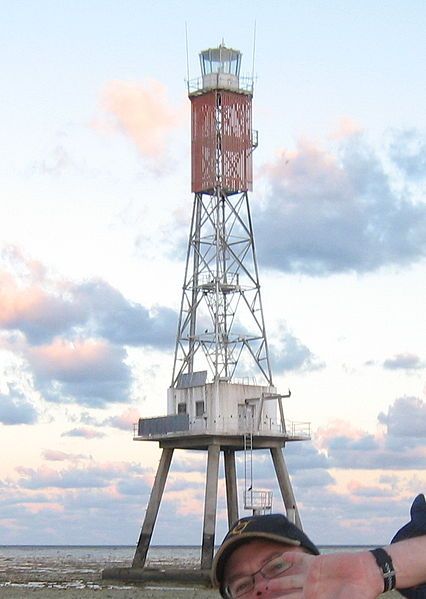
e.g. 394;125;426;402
244;431;253;495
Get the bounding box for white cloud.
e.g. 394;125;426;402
255;131;426;275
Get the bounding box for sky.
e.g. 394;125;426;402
0;0;425;548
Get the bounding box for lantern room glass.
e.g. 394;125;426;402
200;46;241;77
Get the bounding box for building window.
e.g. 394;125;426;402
195;401;205;418
178;403;187;414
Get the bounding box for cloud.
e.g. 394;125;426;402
378;396;426;437
42;449;87;461
227;441;413;545
0;248;179;407
104;407;141;431
347;481;395;498
0;383;38;425
17;462;146;491
292;468;335;488
0;460;159;544
329;117;363;141
0;250;177;349
116;477;151;497
171;453;207;473
0;269;83;344
299;485;412;545
62;427;106;439
285;441;330;470
255;132;426;275
74;279;176;348
97;79;181;160
388;129;426;180
383;353;425;370
33;144;80;176
18;466;108;490
2;409;424;545
26;337;132;407
316;399;426;470
270;324;324;373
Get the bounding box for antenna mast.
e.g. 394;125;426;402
185;22;190;92
251;21;257;81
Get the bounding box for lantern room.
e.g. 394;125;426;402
189;43;255;194
199;45;242;91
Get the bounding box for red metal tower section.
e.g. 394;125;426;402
191;91;253;193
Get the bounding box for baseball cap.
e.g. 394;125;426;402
212;513;320;593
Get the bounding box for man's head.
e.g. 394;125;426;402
212;513;319;598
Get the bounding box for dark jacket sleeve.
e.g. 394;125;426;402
391;494;426;599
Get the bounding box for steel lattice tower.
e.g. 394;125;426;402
172;189;272;386
103;44;310;587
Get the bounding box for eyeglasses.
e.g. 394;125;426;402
224;553;292;598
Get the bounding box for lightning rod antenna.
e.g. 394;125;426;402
185;22;190;93
251;20;257;82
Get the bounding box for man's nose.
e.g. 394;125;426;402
252;572;269;596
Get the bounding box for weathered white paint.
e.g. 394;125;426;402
167;381;282;434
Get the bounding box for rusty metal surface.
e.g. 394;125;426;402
191;91;253;193
191;92;216;193
221;91;253;192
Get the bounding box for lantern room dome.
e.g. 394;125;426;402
188;43;253;96
200;44;242;92
200;45;241;76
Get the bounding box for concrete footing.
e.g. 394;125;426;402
102;566;212;587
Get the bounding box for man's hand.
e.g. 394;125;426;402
275;550;384;599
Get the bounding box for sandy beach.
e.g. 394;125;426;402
0;546;403;598
0;585;404;598
0;546;219;597
0;586;219;598
0;561;219;597
0;586;403;599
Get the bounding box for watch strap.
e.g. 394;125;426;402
370;547;396;592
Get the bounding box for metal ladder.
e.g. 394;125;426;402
244;431;253;495
243;409;273;515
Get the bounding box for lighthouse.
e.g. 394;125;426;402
107;43;310;584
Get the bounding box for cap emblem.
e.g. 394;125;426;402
231;520;249;535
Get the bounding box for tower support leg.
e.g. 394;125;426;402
270;447;302;529
132;447;174;568
224;449;239;529
201;444;220;570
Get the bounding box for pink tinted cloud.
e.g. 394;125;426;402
24;502;63;514
347;480;394;498
314;419;366;450
98;79;182;159
0;257;81;342
27;338;118;380
261;139;351;199
166;488;205;517
62;427;105;439
2;245;46;283
42;449;87;461
16;462;137;490
106;407;140;431
329;117;363;140
0;270;46;325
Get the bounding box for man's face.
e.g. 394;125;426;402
222;539;306;598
